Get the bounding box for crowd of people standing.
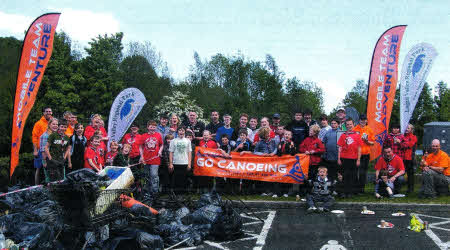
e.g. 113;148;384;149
31;106;449;203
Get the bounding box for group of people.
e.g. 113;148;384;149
31;106;449;208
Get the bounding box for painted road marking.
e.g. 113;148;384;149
412;213;450;250
177;210;276;250
254;210;276;250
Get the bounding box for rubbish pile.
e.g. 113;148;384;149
0;169;244;249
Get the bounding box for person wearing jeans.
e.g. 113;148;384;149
139;120;163;198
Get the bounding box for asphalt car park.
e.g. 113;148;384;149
176;202;450;250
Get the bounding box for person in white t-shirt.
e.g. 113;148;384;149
169;126;192;194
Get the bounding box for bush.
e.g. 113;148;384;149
0;153;35;189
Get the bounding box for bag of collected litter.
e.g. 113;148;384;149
137;232;164;249
196;191;222;208
175;207;190;221
188;205;222;225
65;168;109;183
30;200;61;223
157;208;177;225
210;202;243;241
13;222;53;249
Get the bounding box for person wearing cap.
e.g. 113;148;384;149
353;114;375;194
157;114;170;139
286;111;308;147
122;123;142;165
336;107;347;131
270;113;281;132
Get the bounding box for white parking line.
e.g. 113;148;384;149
253;210;276;250
412;213;450;250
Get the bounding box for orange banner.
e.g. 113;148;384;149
10;13;61;177
366;25;407;160
194;147;310;183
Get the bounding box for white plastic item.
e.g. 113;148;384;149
95;166;135;215
0;233;6;249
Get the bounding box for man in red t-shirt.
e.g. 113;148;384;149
337;119;362;197
139;120;163;198
374;145;405;194
122;123;141;165
84;136;102;173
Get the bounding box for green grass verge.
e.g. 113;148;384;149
221;182;450;204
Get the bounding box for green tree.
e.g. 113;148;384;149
34;32;82;120
341;79;367;114
0;37;22;155
284;77;324;119
434;81;449;121
78;33;125;119
120;54;172;125
154;91;206;124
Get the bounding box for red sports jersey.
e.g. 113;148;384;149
199;140;218;149
122;133;141;158
337;131;363;159
375;154;405;177
84;146;101;170
139;132;163;165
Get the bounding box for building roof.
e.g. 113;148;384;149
424;121;450;126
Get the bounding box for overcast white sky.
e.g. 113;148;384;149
1;0;448;113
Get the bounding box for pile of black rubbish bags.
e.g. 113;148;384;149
0;169;243;249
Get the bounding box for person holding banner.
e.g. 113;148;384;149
32;107;53;185
253;117;276;144
403;124;417;193
198;130;218;192
337;119;362;198
169;126;192;194
139;120;163;198
353;114;375;194
252;127;278;195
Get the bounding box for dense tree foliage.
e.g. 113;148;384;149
0;31;447;160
